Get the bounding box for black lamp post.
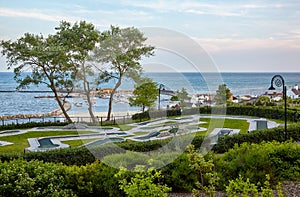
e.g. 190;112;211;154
158;84;165;110
268;75;287;141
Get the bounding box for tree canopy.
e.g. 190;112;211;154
215;84;232;105
129;79;158;112
0;21;100;122
91;26;155;120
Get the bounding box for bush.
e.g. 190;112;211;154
213;123;300;153
116;165;171;197
0;159;76;197
24;147;96;166
215;141;300;189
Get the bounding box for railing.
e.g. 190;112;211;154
0;115;134;126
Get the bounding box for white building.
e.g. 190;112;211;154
287;84;300;99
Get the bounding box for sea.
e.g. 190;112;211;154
0;72;299;117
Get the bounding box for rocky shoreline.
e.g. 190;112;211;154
0;102;71;120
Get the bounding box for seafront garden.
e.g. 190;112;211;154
1;20;300;196
1;105;300;196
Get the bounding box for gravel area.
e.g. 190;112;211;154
169;181;300;197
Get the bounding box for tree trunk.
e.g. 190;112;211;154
52;88;72;123
82;63;97;123
107;77;122;121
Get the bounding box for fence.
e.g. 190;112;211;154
0;115;134;127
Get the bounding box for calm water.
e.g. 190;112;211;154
0;72;299;116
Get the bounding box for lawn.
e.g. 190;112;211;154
199;118;250;134
61;138;101;148
0;130;95;154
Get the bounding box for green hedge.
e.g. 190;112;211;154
132;109;182;121
213;123;300;153
0;121;68;131
199;106;299;122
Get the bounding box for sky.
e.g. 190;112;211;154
0;0;300;72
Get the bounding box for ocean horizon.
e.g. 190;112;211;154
0;72;299;116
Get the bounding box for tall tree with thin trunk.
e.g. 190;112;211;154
55;21;100;123
92;26;154;121
1;32;75;122
0;21;100;123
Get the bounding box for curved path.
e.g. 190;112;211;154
0;115;281;151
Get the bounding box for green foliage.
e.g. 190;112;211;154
0;121;68;132
91;25;155;120
23;147;96;166
129;80;158;112
187;145;219;196
226;175;258;197
254;96;272;106
213;123;300;153
216;141;300;188
225;174;284;197
170;95;179;101
161;153;197;192
215;84;232;105
116;164;171;197
176;88;190;107
0;159;76;197
0;21;99;123
199;105;300;122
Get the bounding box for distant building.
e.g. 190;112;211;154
287;84;300;99
262;91;283;101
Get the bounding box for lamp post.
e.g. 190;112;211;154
268;75;287;141
158;84;165;110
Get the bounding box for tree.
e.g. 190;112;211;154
55;21;100;123
215;84;232;105
129;79;158;112
254;96;271;106
176;88;190;107
0;21;100;123
91;26;155;120
1;30;75;122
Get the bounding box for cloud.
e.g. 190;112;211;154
0;8;80;23
119;0;299;17
194;37;300;53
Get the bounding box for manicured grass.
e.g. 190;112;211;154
0;130;95;153
61;138;101;148
132;131;148;136
199;118;249;134
118;125;135;131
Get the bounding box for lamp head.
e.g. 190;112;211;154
268;85;275;90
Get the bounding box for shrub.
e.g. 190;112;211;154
213;123;300;153
116;164;171;197
215;141;300;189
0;159;76;197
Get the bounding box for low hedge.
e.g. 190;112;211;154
213;123;300;153
0;121;68;131
199;106;299;122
